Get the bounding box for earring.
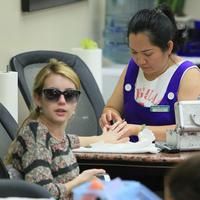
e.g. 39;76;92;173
35;106;42;113
35;106;40;113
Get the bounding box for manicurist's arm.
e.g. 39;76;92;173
100;67;127;127
178;67;200;101
120;123;176;141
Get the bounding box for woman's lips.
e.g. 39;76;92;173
55;109;67;116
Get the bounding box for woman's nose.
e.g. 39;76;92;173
135;54;146;65
58;94;66;103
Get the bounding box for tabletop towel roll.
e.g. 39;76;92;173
71;48;102;92
0;72;18;122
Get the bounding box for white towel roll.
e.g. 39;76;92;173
0;71;18;122
71;48;102;92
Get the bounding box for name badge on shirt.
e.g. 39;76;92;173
150;105;170;112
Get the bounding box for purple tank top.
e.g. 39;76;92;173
123;59;195;142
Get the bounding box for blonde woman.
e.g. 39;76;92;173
5;59;128;199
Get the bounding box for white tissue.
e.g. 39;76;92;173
137;128;156;147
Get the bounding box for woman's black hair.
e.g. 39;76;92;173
127;3;179;53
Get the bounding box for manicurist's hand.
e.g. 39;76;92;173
99;108;122;129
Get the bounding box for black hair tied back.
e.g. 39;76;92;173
127;3;179;53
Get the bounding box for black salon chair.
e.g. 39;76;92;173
9;50;104;136
0;179;52;198
0;105;51;199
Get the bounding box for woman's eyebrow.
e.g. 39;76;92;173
142;49;153;52
130;48;153;53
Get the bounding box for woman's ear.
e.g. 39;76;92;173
167;40;174;55
33;93;42;108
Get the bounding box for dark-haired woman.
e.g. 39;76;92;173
100;4;200;141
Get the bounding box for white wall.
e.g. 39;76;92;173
0;0;199;71
0;0;93;71
184;0;200;19
1;0;199;71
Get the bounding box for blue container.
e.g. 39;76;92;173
73;178;162;200
177;20;200;57
195;20;200;30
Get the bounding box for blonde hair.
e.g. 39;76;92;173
5;58;80;164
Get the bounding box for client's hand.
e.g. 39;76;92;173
75;169;106;185
65;169;106;195
101;120;130;143
114;123;141;138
